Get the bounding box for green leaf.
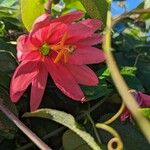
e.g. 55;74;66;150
63;130;107;150
100;67;144;91
53;0;60;4
81;79;112;101
123;75;144;91
0;139;15;149
64;0;85;12
120;66;137;76
0;21;6;37
120;67;144;91
137;61;150;92
0;0;18;8
0;0;19;26
139;108;150;119
101;66;137;77
144;0;150;29
63;130;91;150
0;50;17;73
0;38;16;54
29;117;60;137
80;0;108;25
21;0;47;31
0;50;17;88
23;108;101;150
0;86;18;139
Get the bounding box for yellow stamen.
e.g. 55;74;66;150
64;52;69;63
50;32;76;63
60;32;68;46
54;51;64;63
68;45;76;53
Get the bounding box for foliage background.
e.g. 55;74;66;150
0;0;150;149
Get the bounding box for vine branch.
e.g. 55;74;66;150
44;0;52;14
112;8;150;26
0;99;52;150
103;0;150;142
104;101;125;125
86;112;102;144
96;123;123;150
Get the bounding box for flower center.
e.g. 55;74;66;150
40;43;51;56
50;32;76;63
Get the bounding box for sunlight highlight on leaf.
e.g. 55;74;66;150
21;0;47;31
23;108;101;150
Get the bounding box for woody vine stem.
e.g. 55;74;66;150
0;99;52;150
104;0;150;142
44;0;52;14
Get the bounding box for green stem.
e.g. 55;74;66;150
77;96;108;120
133;53;146;67
44;0;52;14
104;101;125;125
96;123;123;150
104;0;150;142
86;112;102;144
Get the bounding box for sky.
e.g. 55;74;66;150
112;0;143;16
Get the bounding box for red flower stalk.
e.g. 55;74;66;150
10;11;105;111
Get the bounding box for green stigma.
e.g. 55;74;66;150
40;43;51;56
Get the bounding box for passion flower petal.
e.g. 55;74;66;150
65;64;99;86
45;58;85;101
68;46;105;65
76;34;103;46
10;60;39;102
121;91;150;122
30;62;48;111
52;11;84;24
